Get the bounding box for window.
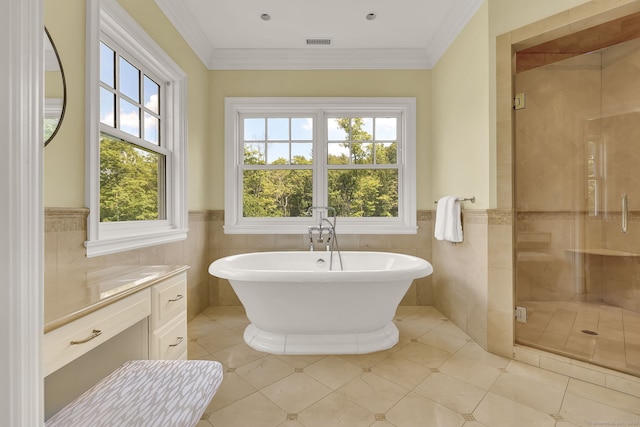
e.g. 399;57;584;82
225;98;417;234
85;0;187;257
99;41;166;223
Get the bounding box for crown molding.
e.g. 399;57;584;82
154;0;213;67
208;48;433;70
425;0;484;66
155;0;483;70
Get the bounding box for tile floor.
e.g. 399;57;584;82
516;300;640;377
189;305;640;427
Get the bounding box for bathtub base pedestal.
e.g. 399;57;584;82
243;322;399;355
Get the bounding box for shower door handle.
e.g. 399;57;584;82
622;194;628;233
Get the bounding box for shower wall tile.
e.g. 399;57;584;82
515;54;601;213
515;211;640;314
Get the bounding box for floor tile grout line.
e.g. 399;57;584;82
193;306;640;426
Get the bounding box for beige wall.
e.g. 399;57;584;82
44;0;86;207
432;2;490;209
207;70;432;210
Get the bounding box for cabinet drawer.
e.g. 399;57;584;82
151;272;187;330
44;289;151;376
150;315;187;360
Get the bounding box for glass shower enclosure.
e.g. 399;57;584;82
514;35;640;377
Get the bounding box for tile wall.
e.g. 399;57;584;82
432;211;489;349
46;209;439;318
44;208;213;321
207;211;435;308
46;208;505;353
45;206;513;359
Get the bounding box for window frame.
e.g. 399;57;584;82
85;0;188;257
224;97;417;234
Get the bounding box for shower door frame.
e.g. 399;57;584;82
493;0;640;371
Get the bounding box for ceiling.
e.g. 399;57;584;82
155;0;484;70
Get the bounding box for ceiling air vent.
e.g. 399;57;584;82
306;38;332;46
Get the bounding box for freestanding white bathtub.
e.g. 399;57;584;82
208;251;433;355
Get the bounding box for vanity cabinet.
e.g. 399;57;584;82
149;272;188;360
43;288;151;377
44;267;189;377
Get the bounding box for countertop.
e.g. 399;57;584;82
44;265;189;333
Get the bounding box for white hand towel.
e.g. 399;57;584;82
434;196;452;241
434;196;463;243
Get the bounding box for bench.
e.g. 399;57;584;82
45;359;224;427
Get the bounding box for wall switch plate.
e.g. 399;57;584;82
515;306;527;323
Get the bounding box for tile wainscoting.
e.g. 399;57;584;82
209;210;435;308
45;208;507;354
45;208;212;321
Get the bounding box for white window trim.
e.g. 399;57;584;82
85;0;188;257
224;97;417;234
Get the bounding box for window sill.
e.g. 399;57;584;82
85;228;188;258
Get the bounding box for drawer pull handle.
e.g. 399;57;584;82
70;329;102;345
168;294;184;302
169;336;184;347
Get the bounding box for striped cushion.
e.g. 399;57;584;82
46;359;223;427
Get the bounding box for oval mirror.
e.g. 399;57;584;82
44;27;67;147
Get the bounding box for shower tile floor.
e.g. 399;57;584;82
516;300;640;377
189;305;640;427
